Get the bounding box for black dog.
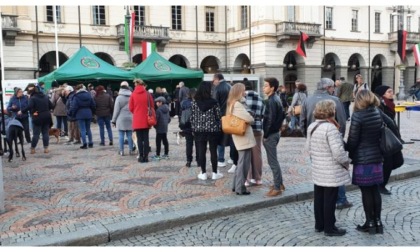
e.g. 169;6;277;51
6;118;26;162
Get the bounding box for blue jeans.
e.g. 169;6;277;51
342;101;351;120
119;130;133;153
217;145;225;162
97;116;113;144
289;115;299;130
56;116;68;135
336;185;347;204
31;122;49;149
78;119;93;145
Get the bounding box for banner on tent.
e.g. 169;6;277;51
2;79;38;108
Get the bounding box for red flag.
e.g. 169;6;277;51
398;29;407;61
295;31;309;57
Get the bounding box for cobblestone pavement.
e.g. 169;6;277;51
1;108;420;246
100;176;420;246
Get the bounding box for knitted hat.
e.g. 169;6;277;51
155;96;166;103
374;85;391;97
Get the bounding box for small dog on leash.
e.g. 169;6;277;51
174;131;185;145
49;128;61;143
132;133;138;152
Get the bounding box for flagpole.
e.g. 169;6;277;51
0;12;5;83
0;10;5;213
54;5;59;69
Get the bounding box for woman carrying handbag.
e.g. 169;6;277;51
374;86;404;195
347;90;385;235
226;83;256;195
287;83;307;131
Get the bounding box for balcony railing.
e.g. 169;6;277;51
2;14;20;46
2;15;19;29
276;21;322;37
116;24;171;51
388;31;420;44
116;24;170;39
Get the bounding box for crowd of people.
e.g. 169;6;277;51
5;72;404;237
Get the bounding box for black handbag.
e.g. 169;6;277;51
380;123;403;156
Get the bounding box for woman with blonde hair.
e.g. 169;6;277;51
307;99;350;236
226;83;256;195
347;90;386;235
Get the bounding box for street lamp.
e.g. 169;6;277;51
392;5;412;100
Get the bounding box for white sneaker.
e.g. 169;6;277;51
227;159;233;164
197;173;208;180
217;161;226;167
212;172;224;180
228;165;237;173
250;179;256;184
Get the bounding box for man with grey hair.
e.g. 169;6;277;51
300;77;352;210
300;78;346;137
178;81;189;106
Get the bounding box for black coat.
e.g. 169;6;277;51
212;80;231;116
378;98;396;120
263;93;284;139
377;103;404;171
21;92;53;126
347;106;384;165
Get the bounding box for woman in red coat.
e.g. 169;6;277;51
129;79;154;163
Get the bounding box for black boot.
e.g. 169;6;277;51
138;155;144;163
375;218;384;234
356;220;376;234
186;161;191;167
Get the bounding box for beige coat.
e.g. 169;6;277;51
229;101;256;151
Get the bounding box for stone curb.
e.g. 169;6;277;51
8;162;420;246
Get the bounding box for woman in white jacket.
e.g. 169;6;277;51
226;83;256;195
306;99;351;237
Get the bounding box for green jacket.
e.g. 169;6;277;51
337;82;354;102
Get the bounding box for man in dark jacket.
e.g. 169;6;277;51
300;77;352;210
212;73;231;167
94;85;114;146
7;87;31;143
19;83;53;154
262;77;285;197
178;81;189;108
62;85;80;144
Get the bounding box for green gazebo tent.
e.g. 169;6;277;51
130;51;204;92
38;46;135;89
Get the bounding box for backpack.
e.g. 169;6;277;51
179;106;192;129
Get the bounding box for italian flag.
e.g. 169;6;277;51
142;41;156;61
413;43;420;66
124;12;135;55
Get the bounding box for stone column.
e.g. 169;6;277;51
335;66;347;81
405;67;415;89
0;157;5;213
381;67;395;89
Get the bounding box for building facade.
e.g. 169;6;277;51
1;5;420;95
